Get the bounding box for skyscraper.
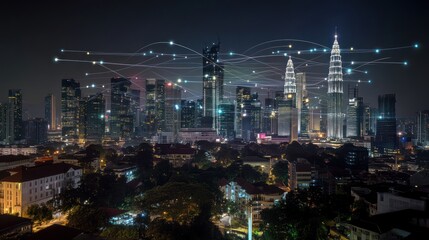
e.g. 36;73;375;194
164;82;182;141
24;118;47;145
235;86;251;139
110;77;133;140
296;72;308;135
145;78;165;137
8;89;23;141
0;103;7;142
44;94;56;130
181;100;196;128
417;110;429;146
262;98;275;134
346;84;364;137
61;79;81;139
327;35;344;140
79;93;105;142
202;42;224;130
219;101;235;140
278;57;298;141
376;94;397;154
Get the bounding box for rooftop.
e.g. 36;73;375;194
0;214;32;234
1;162;81;182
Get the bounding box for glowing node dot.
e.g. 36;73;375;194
414;44;419;48
375;49;380;53
323;49;327;52
102;85;105;88
185;56;187;59
368;80;372;83
91;84;95;88
178;78;182;83
86;52;90;55
277;50;280;53
403;61;408;65
351;61;355;65
358;80;361;83
60;49;64;52
149;50;153;54
310;49;313;52
365;71;368;74
313;48;317;51
350;47;354;51
92;61;96;65
54;58;59;62
289;44;292;48
169;41;174;45
347;69;352;74
143;53;146;56
297;51;301;55
85;73;88;76
86;85;89;88
99;61;104;64
283;53;287;56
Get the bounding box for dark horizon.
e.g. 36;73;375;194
1;0;428;119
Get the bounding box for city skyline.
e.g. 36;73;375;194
1;0;428;119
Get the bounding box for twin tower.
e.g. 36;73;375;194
283;35;343;140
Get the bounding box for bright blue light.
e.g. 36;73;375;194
378;116;382;119
323;49;327;52
375;49;380;53
365;71;368;74
169;41;174;45
283;53;287;56
310;49;313;52
403;61;408;66
218;109;222;114
175;104;179;110
347;68;352;74
149;50;153;54
229;52;233;56
313;48;317;51
368;80;372;83
414;43;419;48
91;84;95;88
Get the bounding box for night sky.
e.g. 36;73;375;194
1;0;428;119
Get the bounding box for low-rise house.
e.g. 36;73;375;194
0;214;32;239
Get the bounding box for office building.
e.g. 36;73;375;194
110;78;133;140
417;110;429;146
278;57;298;141
327;35;344;139
61;79;81;139
164;82;181;141
23;118;47;145
44;94;56;130
202;42;224;130
78;93;105;142
376;94;397;154
235;86;251;139
145;78;165;137
181;100;196;129
218;101;235;140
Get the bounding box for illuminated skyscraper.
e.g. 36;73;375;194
219;101;235;140
417;110;429;146
278;57;298;141
202;42;224;130
376;94;397;154
346;84;364;137
8;89;23;141
181;100;197;128
235;86;251;139
327;35;344;139
145;78;165;137
296;72;307;135
61;79;81;139
110;77;133;140
24;118;47;145
44;94;56;130
78;93;105;142
164;82;182;141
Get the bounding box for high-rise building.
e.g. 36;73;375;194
61;79;81;139
78;93;105;142
181;100;196;128
44;94;56;130
346;85;364;137
130;89;141;135
165;82;182;141
202;42;224;130
235;87;251;139
249;93;262;141
145;79;165;137
262;98;275;134
219;101;235;140
376;94;397;154
327;35;344;140
23;118;47;145
301;96;310;137
417;110;429;146
110;77;133;140
8;89;23;141
296;72;308;135
0;103;6;142
363;105;376;136
278;57;298;141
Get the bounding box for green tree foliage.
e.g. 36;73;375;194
272;161;288;184
286;141;305;161
57;172;129;211
215;145;239;166
100;225;139;240
240;164;267;183
26;204;52;223
67;205;109;232
137;182;214;224
150;160;173;186
261;189;353;240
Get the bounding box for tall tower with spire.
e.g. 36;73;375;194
278;57;298;140
327;34;344;139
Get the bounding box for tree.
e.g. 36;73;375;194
215;146;239;166
286;141;305;161
272;161;288;184
137;182;215;224
100;226;139;240
240;164;267;183
27;204;52;223
150;160;173;186
67;205;109;232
